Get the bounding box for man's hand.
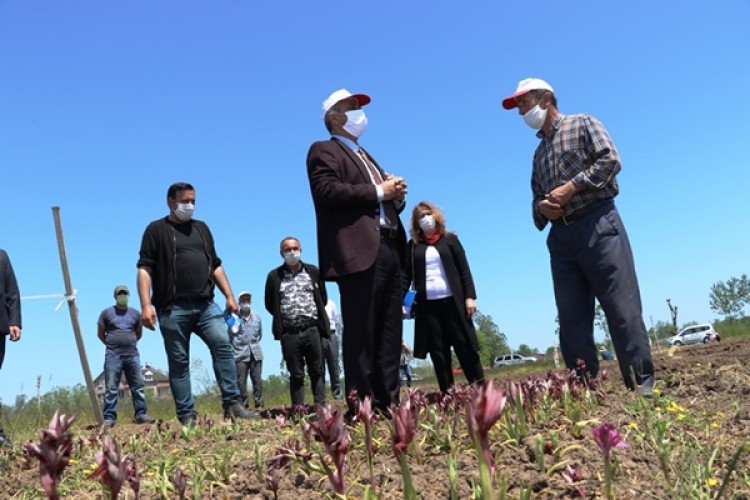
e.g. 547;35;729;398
465;298;476;319
8;326;21;342
537;198;564;221
226;296;239;314
141;307;157;331
382;175;408;201
546;181;580;207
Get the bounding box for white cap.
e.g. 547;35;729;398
321;89;371;118
502;78;554;110
238;290;252;299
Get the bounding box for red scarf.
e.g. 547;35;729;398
422;231;442;245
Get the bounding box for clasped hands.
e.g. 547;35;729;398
538;181;580;220
382;175;408;202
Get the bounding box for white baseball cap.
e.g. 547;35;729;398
502;78;554;110
238;291;252;300
321;89;371;118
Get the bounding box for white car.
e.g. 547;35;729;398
667;324;719;346
493;354;537;367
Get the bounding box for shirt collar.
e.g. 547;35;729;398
536;114;565;140
331;134;360;152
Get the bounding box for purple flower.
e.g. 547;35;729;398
390;399;418;455
87;435;128;499
23;411;76;500
592;422;628;455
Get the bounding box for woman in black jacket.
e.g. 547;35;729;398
404;201;484;393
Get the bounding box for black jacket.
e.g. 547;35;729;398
264;261;330;340
404;234;479;359
0;250;21;369
137;217;220;312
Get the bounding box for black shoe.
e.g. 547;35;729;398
179;414;196;427
136;415;156;424
0;432;13;449
226;401;260;420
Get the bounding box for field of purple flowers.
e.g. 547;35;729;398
3;339;749;499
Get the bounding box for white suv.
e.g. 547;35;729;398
493;354;537;367
667;324;718;346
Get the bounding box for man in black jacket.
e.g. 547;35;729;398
0;249;21;447
137;182;258;425
264;237;329;407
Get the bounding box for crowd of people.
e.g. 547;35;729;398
0;77;657;442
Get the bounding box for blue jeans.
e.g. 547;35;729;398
158;300;241;419
103;353;148;423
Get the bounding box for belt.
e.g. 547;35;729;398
551;200;612;227
380;226;398;239
283;322;316;335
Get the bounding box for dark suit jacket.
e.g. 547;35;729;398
307;138;406;280
0;250;21;369
404;234;479;359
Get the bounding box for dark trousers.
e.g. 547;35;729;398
320;332;342;399
280;326;325;406
236;356;263;408
422;297;484;393
548;202;654;390
338;237;403;412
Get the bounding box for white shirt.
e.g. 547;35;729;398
424;246;453;300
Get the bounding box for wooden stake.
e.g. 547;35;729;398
52;207;103;425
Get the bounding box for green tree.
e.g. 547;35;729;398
516;344;536;357
594;303;613;350
709;274;750;320
473;310;509;366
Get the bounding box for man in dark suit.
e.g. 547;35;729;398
307;89;408;413
0;249;21;447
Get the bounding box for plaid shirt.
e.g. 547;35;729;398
531;114;621;230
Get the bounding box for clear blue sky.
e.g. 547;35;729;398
1;1;748;404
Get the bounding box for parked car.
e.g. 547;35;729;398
493;354;537;367
667;324;719;346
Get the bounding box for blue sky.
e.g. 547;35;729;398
1;1;748;404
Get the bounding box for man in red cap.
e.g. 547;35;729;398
307;89;408;414
502;78;655;396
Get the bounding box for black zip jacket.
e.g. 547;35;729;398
137;217;220;312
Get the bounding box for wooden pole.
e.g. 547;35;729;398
52;207;103;425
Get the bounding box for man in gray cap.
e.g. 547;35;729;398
502;78;654;396
97;284;154;426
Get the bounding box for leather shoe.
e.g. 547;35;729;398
136;415;156;424
179;414;196;427
226;401;260;420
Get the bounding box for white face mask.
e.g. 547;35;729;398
418;215;436;233
174;203;194;222
523;104;547;130
283;251;301;266
342;109;368;138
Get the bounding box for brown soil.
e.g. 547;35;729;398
3;338;749;499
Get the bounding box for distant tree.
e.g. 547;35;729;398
650;320;676;343
594;303;613;350
516;344;535;357
709;275;750;320
544;345;556;358
473;310;509;366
